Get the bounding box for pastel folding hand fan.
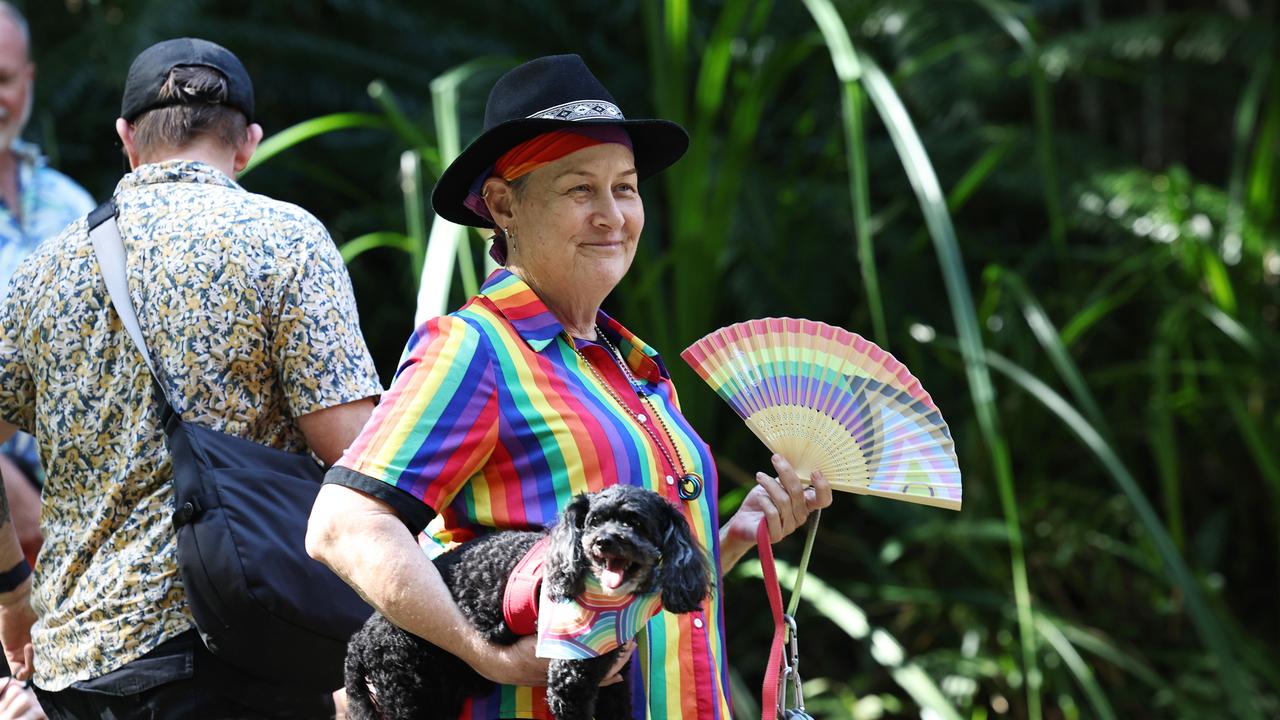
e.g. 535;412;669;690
681;318;961;510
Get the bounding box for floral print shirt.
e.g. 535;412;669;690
0;160;382;690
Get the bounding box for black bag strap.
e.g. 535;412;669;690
88;199;181;422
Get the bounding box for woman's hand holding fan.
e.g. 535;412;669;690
721;454;833;564
683;318;962;511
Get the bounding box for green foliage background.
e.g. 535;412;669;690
15;0;1279;717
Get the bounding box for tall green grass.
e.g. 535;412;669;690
978;343;1260;719
415;59;515;321
640;0;817;432
973;0;1066;255
803;0;886;349
800;2;1041;717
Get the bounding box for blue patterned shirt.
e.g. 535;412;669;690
0;139;94;295
0;142;94;480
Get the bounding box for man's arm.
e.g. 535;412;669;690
295;398;376;467
0;420;37;681
0;455;41;565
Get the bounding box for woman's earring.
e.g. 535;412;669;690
504;227;516;252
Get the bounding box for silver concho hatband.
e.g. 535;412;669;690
527;100;625;121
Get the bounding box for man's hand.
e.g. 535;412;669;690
0;677;46;720
0;583;36;681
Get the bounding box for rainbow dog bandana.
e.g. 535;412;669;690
535;574;663;660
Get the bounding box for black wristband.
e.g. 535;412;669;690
0;559;31;592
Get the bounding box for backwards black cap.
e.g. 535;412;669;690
120;38;254;122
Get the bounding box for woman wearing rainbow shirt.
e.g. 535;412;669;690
307;54;832;719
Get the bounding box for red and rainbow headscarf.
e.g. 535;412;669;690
463;126;633;263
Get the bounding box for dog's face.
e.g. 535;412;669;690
577;485;670;596
544;485;710;613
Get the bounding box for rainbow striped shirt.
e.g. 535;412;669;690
331;269;732;719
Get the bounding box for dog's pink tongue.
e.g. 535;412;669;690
601;558;628;589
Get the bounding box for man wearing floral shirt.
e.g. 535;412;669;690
0;36;380;719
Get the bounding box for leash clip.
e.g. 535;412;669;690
777;614;812;719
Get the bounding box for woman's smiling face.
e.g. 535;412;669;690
506;142;644;301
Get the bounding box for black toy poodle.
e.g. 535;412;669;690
344;484;711;720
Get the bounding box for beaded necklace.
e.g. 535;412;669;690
569;327;703;501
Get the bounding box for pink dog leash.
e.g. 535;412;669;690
757;519;787;719
757;512;819;720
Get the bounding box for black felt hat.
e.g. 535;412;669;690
431;54;689;228
121;38;254;122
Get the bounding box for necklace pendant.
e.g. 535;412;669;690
677;473;703;501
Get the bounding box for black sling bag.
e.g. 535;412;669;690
87;200;372;692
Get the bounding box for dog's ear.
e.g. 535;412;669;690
544;492;591;601
654;499;711;614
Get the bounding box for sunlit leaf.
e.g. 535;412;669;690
339;231;412;264
1034;614;1117;720
241;113;390;176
